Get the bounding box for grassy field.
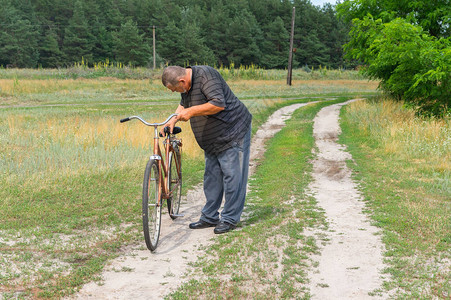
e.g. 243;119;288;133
0;67;378;298
5;67;448;299
0;66;451;299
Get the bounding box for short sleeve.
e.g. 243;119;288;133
201;71;225;108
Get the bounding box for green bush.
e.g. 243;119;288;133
345;17;449;116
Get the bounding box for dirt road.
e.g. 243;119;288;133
307;100;388;299
69;100;387;299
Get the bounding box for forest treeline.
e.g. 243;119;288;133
0;0;348;69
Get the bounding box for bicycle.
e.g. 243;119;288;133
120;114;183;252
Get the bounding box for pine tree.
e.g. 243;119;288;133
113;19;150;66
91;23;114;63
298;31;329;67
224;9;262;66
203;0;229;65
39;27;63;68
0;1;39;67
62;0;94;65
0;0;349;69
178;21;216;66
158;21;185;65
260;17;289;69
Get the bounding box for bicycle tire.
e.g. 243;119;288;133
167;149;182;219
142;159;161;252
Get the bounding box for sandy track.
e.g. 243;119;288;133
68;102;313;299
307;100;388;299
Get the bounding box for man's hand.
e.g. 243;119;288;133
175;109;192;122
160;105;185;136
159;115;177;136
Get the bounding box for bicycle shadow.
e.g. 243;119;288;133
151;184;217;255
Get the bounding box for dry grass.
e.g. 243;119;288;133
342;98;450;298
0;78;167;96
347;99;450;173
0;76;379;107
2;113;202;185
0;78;376;97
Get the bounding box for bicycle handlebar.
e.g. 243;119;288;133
120;114;178;126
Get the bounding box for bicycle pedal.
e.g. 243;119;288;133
170;213;184;217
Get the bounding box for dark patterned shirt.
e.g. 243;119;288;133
180;65;252;155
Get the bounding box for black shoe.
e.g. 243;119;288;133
189;219;216;229
214;221;236;234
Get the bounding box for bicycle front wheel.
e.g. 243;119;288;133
142;159;161;252
167;150;182;219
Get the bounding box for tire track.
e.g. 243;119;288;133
307;99;388;299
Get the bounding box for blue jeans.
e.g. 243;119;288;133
200;127;251;225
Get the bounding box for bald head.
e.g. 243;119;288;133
162;66;187;87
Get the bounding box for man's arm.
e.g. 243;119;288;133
176;102;224;121
162;102;224;135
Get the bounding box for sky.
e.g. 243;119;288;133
310;0;337;7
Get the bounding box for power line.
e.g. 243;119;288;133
0;23;163;29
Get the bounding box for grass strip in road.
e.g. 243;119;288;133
340;99;450;299
169;98;350;299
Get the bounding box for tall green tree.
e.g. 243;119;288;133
338;0;450;116
260;17;289;69
337;0;450;38
113;19;150;66
62;1;94;65
298;31;330;67
33;0;73;51
224;9;263;66
0;0;350;69
91;23;114;63
0;0;39;67
158;19;215;66
318;4;349;68
202;0;229;65
39;26;63;68
292;0;332;68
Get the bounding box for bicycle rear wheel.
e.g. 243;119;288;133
167;150;182;219
142;159;161;252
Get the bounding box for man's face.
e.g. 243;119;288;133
166;81;187;93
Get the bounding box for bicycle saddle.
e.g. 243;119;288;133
160;126;182;137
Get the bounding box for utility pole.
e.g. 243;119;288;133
153;25;156;69
287;7;295;86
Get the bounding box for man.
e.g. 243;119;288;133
161;65;252;234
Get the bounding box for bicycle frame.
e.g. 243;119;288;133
152;127;178;204
120;114;182;206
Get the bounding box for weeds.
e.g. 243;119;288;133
0;65;366;81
